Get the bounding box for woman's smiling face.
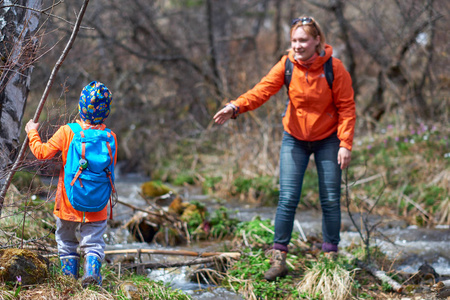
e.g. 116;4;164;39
291;26;320;61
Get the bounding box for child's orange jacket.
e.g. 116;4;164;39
27;120;118;222
231;44;356;150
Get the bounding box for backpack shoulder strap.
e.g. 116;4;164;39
324;56;334;90
285;57;333;90
67;122;83;134
284;57;293;90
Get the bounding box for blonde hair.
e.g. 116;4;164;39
289;16;325;54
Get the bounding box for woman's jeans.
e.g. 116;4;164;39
274;131;342;249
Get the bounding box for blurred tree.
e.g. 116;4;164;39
0;0;42;189
25;0;448;176
308;0;444;126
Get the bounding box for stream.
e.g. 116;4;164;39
106;172;450;299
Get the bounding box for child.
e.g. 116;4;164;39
25;81;117;287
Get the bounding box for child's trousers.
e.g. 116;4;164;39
55;217;107;260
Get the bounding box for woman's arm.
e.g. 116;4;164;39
332;59;356;151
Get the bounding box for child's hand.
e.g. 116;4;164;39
25;119;39;133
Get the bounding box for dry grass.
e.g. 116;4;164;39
293;258;354;300
0;268;192;300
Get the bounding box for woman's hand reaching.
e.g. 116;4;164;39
213;105;234;125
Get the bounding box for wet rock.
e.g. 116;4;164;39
418;262;439;282
0;249;49;285
154;192;176;207
141;181;172;198
117;281;140;299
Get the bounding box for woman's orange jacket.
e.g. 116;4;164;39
231;44;356;150
27;120;118;222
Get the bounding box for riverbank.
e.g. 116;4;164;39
1;176;449;299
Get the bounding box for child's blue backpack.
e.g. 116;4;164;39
64;123;117;217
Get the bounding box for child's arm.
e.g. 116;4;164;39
25;119;63;160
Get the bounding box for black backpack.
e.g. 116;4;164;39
282;57;334;116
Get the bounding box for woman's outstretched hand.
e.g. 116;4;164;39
337;147;352;170
213;105;234;125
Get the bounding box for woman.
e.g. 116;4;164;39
213;16;356;281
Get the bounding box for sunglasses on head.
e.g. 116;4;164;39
291;17;314;26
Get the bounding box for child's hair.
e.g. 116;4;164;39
78;81;112;125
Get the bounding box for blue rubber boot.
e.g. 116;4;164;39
81;253;103;288
60;254;80;279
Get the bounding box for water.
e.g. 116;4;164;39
108;172;450;299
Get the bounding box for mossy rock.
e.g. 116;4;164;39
168;196;187;215
141;181;172;198
0;248;49;284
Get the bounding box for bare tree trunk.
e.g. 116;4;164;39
328;0;358;96
0;0;42;189
273;0;283;56
0;0;90;216
411;0;436;119
206;0;223;100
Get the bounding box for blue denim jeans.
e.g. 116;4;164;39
274;131;342;248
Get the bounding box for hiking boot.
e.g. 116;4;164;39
264;249;288;281
81;253;102;288
60;254;80;279
322;242;338;253
322;242;338;260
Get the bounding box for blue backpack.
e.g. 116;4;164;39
64;123;116;217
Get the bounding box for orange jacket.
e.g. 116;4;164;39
27;120;118;222
231;44;356;150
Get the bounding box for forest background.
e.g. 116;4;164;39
1;0;449;224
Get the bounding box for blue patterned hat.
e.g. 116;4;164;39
78;81;112;125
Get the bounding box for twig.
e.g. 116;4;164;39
294;219;307;242
118;199;179;225
402;194;430;219
0;0;91;216
343;173;384;187
1;1;93;28
258;222;274;234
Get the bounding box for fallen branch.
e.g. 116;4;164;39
117;199;178;223
105;248;241;259
340;250;403;293
121;253;239;270
432;280;450;298
119;199;189;244
357;261;403;293
0;0;91;216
